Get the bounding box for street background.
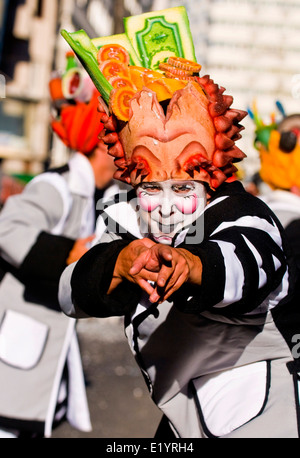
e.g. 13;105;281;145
2;0;300;189
52;317;162;439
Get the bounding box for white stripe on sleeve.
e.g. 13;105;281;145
211;216;283;249
242;235;267;289
211;240;244;307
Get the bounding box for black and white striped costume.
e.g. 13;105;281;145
59;180;300;438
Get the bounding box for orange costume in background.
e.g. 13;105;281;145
49;52;104;155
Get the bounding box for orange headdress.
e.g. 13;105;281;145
99;57;247;189
249;101;300;190
61;8;247;183
49;52;104;155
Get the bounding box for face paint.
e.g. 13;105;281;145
137;180;206;244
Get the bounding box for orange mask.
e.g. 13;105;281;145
49;52;104;155
260;128;300;190
51;90;104;155
252;108;300;190
111;77;247;190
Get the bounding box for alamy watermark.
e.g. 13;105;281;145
96;190;205;244
0;74;6;99
291;334;300;359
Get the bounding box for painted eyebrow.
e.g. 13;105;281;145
172;183;195;190
141;183;161;187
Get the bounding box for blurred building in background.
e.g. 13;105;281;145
0;0;58;182
175;0;300;177
1;0;300;183
0;0;166;180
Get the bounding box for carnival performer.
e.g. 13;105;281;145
0;55;120;438
59;30;300;438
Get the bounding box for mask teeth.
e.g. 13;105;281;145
198;75;234;116
195;74;248;185
213;115;232;132
210;169;228;190
183;154;211;172
204;82;221;100
133;170;150;183
214;117;245;136
226;124;245;141
222;163;238;175
213;109;247;135
228;108;248;122
115;168;131;183
230;145;246;162
185;166;212;181
186;168;195;178
209;96;234;118
215;133;235;150
213;145;246;168
232;132;242;141
197;75;210;86
114;157;127;169
109;140;125;159
127;161;137;173
130;158;151;183
135;168;146;180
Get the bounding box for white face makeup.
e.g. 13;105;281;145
137;180;207;245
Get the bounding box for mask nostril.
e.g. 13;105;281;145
279;131;297;153
159;208;175;217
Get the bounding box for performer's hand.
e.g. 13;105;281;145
107;238;159;296
130;244;203;303
66;235;95;265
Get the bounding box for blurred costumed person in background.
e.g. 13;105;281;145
249;100;300;272
0;171;24;210
0;52;119;438
58;8;300;438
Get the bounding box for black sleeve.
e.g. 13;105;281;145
285;219;300;271
71;240;141;317
173;223;287;316
171;239;226;314
19;231;75;310
170;185;289;316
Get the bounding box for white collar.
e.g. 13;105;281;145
103;198;144;239
261;189;300;216
68;152;95;197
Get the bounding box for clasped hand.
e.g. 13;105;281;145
109;238;202;304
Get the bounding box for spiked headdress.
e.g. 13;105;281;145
98;63;247;189
61;8;247;185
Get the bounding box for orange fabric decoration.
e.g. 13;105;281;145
51;91;104;154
